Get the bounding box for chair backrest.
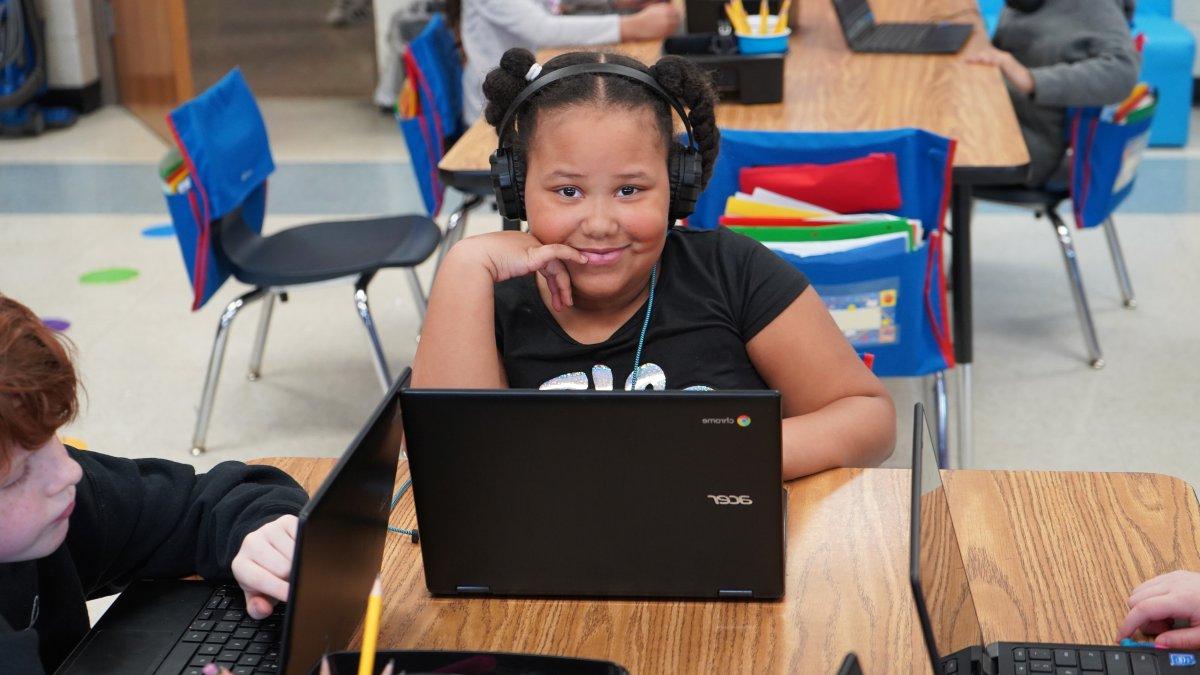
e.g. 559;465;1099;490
1135;0;1171;17
164;68;274;309
1067;85;1157;228
397;13;464;216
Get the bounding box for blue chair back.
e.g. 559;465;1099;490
1067;94;1156;228
165;68;274;309
398;14;463;216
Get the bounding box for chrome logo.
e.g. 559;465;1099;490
736;415;751;427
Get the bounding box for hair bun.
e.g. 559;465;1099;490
483;49;538;129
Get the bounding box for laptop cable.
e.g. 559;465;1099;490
388;478;420;543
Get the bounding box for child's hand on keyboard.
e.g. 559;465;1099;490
1119;570;1200;649
232;514;298;619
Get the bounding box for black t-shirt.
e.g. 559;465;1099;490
494;227;810;391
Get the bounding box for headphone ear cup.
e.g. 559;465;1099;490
489;148;527;221
667;147;704;223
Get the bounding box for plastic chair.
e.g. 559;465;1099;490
166;70;441;456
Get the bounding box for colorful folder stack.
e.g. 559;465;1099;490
158;147;191;195
720;187;923;258
1105;83;1157;125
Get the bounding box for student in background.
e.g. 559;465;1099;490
412;49;896;480
965;0;1139;186
448;0;682;124
0;295;308;674
1120;570;1200;649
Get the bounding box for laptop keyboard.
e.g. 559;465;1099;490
172;585;286;675
1001;646;1160;675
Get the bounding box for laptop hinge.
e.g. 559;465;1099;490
455;585;491;594
718;589;754;598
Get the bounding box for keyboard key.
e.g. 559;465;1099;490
218;597;233;610
253;630;278;643
233;627;257;639
219;651;241;662
239;619;262;628
198;610;214;621
1080;650;1103;671
226;639;248;651
1057;669;1079;675
182;631;207;643
189;655;215;667
1031;664;1053;673
1171;654;1198;667
198;644;222;656
233;668;254;675
189;620;215;632
222;609;245;621
1056;650;1078;666
1106;652;1132;675
205;633;229;644
246;643;269;655
238;654;262;666
257;665;280;673
1013;648;1028;662
1130;652;1157;675
1031;649;1054;661
186;669;205;675
205;596;222;610
1015;665;1028;675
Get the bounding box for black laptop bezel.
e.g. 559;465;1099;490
909;402;946;672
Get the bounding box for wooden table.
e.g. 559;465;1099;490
256;458;1200;674
436;0;1030;468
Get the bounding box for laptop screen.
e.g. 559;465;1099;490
909;403;984;671
832;0;876;36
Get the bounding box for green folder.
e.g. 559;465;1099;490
728;219;915;250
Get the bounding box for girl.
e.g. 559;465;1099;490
449;0;681;123
0;295;307;673
412;49;895;480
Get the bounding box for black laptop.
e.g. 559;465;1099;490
56;371;409;675
832;0;972;54
400;389;785;600
908;402;1200;675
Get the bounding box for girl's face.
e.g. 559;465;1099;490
524;103;670;305
0;436;83;562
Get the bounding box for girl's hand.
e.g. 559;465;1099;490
458;232;589;312
1118;570;1200;648
965;47;1035;96
232;514;298;620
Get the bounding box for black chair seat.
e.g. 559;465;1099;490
973;185;1069;209
220;212;442;287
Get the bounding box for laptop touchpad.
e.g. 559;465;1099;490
61;629;175;674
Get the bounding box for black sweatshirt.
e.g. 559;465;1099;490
0;448;308;674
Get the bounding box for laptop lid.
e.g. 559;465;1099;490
908;403;984;671
401;389;784;599
831;0;876;41
278;369;409;675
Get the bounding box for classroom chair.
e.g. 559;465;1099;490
166;70;441;456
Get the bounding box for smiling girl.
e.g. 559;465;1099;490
412;49;895;479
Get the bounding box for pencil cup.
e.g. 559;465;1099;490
737;17;791;54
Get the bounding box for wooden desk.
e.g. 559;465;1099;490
256;458;1200;674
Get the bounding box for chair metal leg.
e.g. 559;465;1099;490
956;365;972;469
405;267;427;322
191;288;266;456
247;292;276;381
1049;211;1105;369
1102;217;1137;309
436;194;483;271
354;274;393;392
931;370;950;469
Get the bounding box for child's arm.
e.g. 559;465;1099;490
747;288;896;480
65;449;307;599
412;231;588;388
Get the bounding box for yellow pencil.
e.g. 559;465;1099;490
357;576;383;675
758;0;769;34
776;0;792;33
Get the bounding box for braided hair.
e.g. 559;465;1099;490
482;48;721;191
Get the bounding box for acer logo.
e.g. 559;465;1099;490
707;494;753;505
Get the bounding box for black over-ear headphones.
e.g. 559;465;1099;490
489;62;704;224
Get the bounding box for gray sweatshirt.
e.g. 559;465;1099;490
993;0;1140;185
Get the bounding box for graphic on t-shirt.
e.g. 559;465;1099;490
540;363;714;391
818;277;900;347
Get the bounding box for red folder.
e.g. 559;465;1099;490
739;153;903;214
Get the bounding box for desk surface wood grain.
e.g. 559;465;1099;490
254;459;1200;674
438;0;1028;181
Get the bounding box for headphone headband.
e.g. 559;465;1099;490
496;62;698;153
